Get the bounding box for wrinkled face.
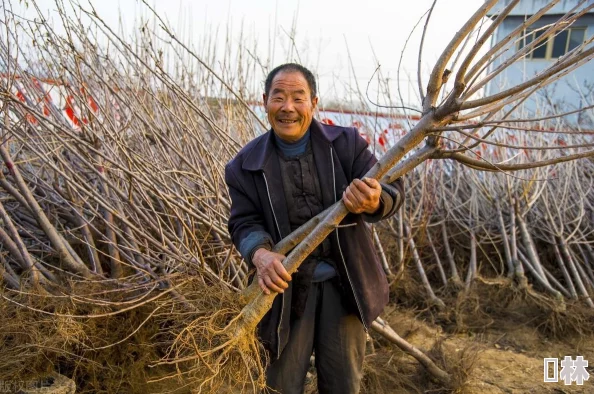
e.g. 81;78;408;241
263;71;318;143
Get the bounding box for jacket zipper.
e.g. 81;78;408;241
330;146;368;332
262;171;285;357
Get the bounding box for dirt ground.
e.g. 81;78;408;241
377;307;594;393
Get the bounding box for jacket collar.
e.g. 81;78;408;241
241;118;343;172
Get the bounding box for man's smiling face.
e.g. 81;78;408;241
263;71;318;143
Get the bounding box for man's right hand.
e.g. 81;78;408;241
252;248;292;295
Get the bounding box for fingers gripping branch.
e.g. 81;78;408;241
252;248;291;295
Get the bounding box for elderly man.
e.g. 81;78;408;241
225;63;404;394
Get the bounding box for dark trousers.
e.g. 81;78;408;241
266;279;366;394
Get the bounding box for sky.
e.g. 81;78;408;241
13;0;488;107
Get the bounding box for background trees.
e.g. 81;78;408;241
0;0;593;392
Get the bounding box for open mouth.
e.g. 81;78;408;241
277;119;298;124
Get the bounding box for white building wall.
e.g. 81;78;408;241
486;0;594;121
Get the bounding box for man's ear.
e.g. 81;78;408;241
312;96;319;110
263;94;268;111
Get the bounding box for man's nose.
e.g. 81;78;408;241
281;99;296;112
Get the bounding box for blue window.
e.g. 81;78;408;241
519;27;586;60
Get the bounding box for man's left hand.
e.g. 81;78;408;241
343;177;381;214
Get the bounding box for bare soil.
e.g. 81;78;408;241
376;307;594;393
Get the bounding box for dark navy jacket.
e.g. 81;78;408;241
225;118;404;359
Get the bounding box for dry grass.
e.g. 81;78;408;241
0;286;163;393
0;278;268;393
421;339;482;393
